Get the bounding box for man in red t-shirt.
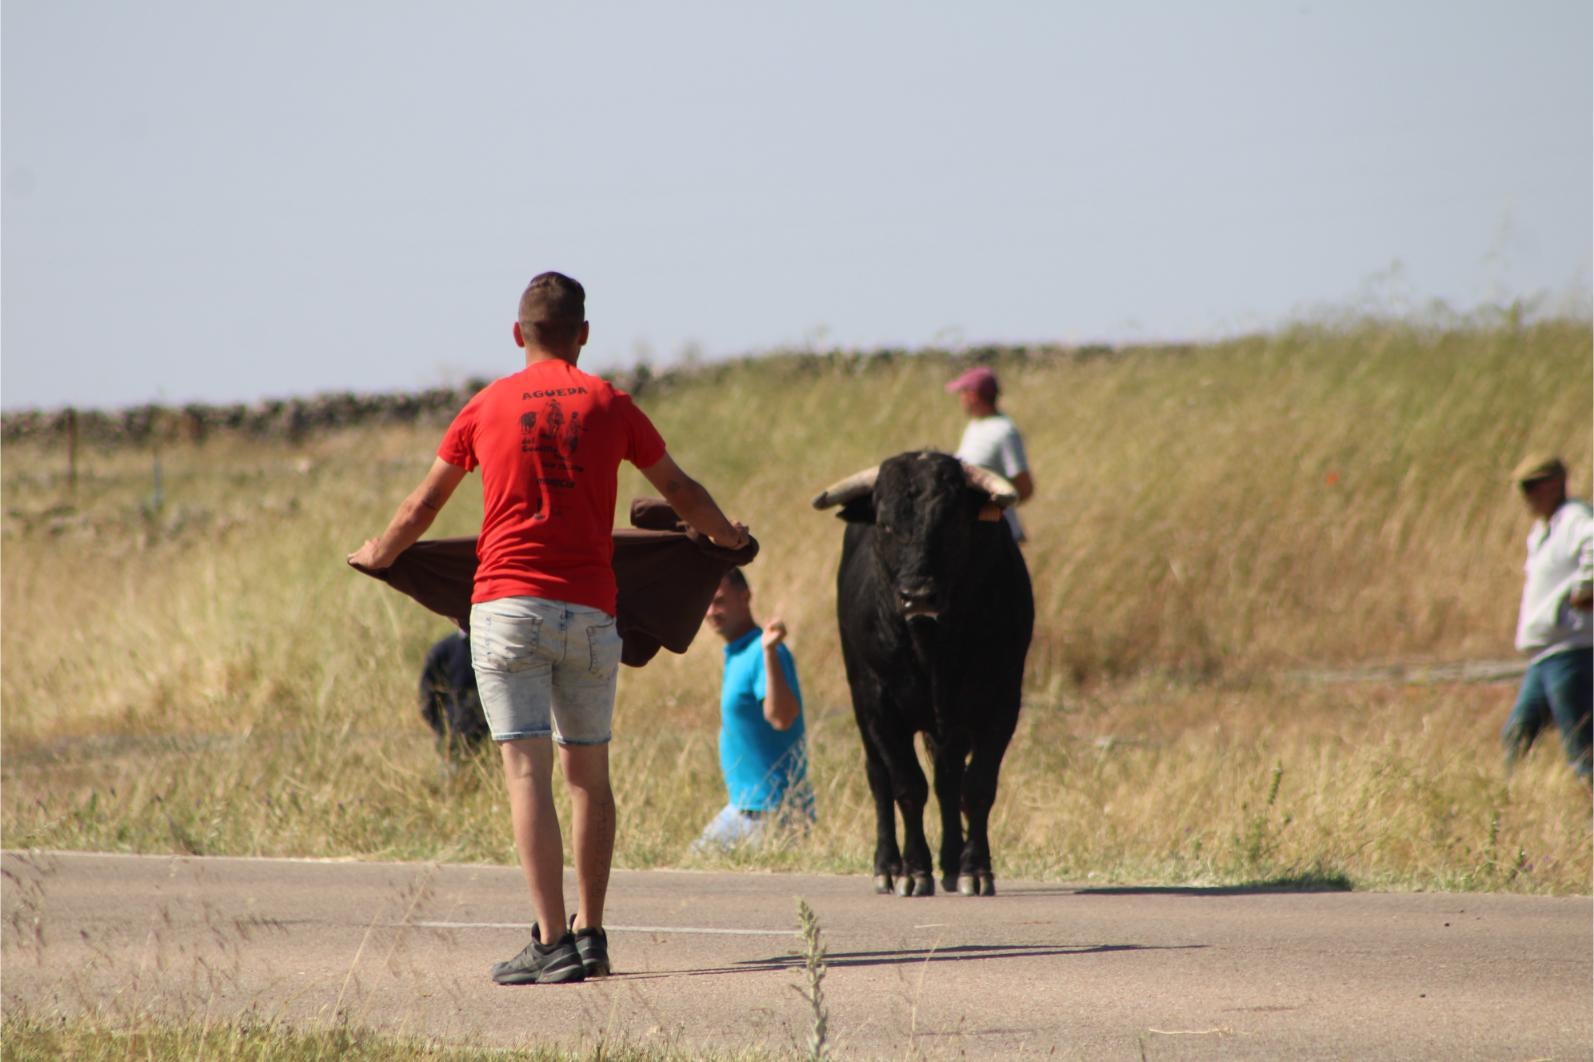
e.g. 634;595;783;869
350;272;747;985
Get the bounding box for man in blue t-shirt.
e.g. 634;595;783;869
695;569;814;849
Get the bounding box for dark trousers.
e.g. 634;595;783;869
1503;648;1593;781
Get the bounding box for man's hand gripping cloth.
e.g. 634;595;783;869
349;499;759;667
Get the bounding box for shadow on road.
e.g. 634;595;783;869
1072;871;1354;897
617;941;1205;981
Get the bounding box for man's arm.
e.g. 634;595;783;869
760;619;800;732
348;458;468;570
1572;515;1593;610
639;452;747;548
999;426;1034;503
1010;469;1035;503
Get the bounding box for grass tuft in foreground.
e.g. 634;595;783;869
793;897;830;1061
0;1011;783;1061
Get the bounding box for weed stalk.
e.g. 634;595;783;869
793;897;830;1061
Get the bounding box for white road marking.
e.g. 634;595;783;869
407;921;794;937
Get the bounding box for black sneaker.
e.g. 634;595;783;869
569;915;610;977
490;924;585;985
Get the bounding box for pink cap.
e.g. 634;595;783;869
945;365;999;399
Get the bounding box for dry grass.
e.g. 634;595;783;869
3;316;1590;893
0;1010;782;1060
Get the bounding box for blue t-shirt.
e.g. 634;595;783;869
720;627;808;812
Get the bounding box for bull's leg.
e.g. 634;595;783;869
960;752;1000;896
877;727;934;897
926;732;969;894
961;730;1012;897
861;736;901;894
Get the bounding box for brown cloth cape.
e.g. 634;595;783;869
350;499;758;668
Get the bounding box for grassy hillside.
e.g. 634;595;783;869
3;317;1590;891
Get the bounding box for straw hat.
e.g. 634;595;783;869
1510;454;1566;484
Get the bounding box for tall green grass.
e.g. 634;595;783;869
3;317;1590;892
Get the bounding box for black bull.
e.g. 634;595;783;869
813;450;1034;896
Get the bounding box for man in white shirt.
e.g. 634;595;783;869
1502;454;1592;782
946;366;1034;542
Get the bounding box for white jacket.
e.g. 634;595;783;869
1515;498;1594;661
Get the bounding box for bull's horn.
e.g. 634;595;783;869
811;466;879;510
962;463;1019;508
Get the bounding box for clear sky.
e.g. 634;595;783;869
3;1;1589;411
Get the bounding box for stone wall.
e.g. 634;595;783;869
0;344;1119;447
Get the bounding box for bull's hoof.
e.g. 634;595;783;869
941;874;958;894
896;873;935;897
955;873;997;896
873;874;894;895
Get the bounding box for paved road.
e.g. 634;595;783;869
2;851;1588;1060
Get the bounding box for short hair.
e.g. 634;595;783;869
518;272;586;348
721;568;749;593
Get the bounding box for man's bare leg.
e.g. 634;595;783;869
560;742;614;931
500;737;566;936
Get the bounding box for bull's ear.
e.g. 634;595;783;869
837;496;876;524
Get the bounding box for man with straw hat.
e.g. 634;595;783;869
1502;454;1592;782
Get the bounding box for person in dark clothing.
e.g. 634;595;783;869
420;631;489;757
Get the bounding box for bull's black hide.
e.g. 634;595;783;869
419;631;489;757
816;450;1034;897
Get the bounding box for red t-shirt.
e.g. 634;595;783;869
437;359;668;614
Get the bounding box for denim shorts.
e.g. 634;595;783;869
469;596;622;745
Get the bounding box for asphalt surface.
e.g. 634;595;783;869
2;850;1589;1060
